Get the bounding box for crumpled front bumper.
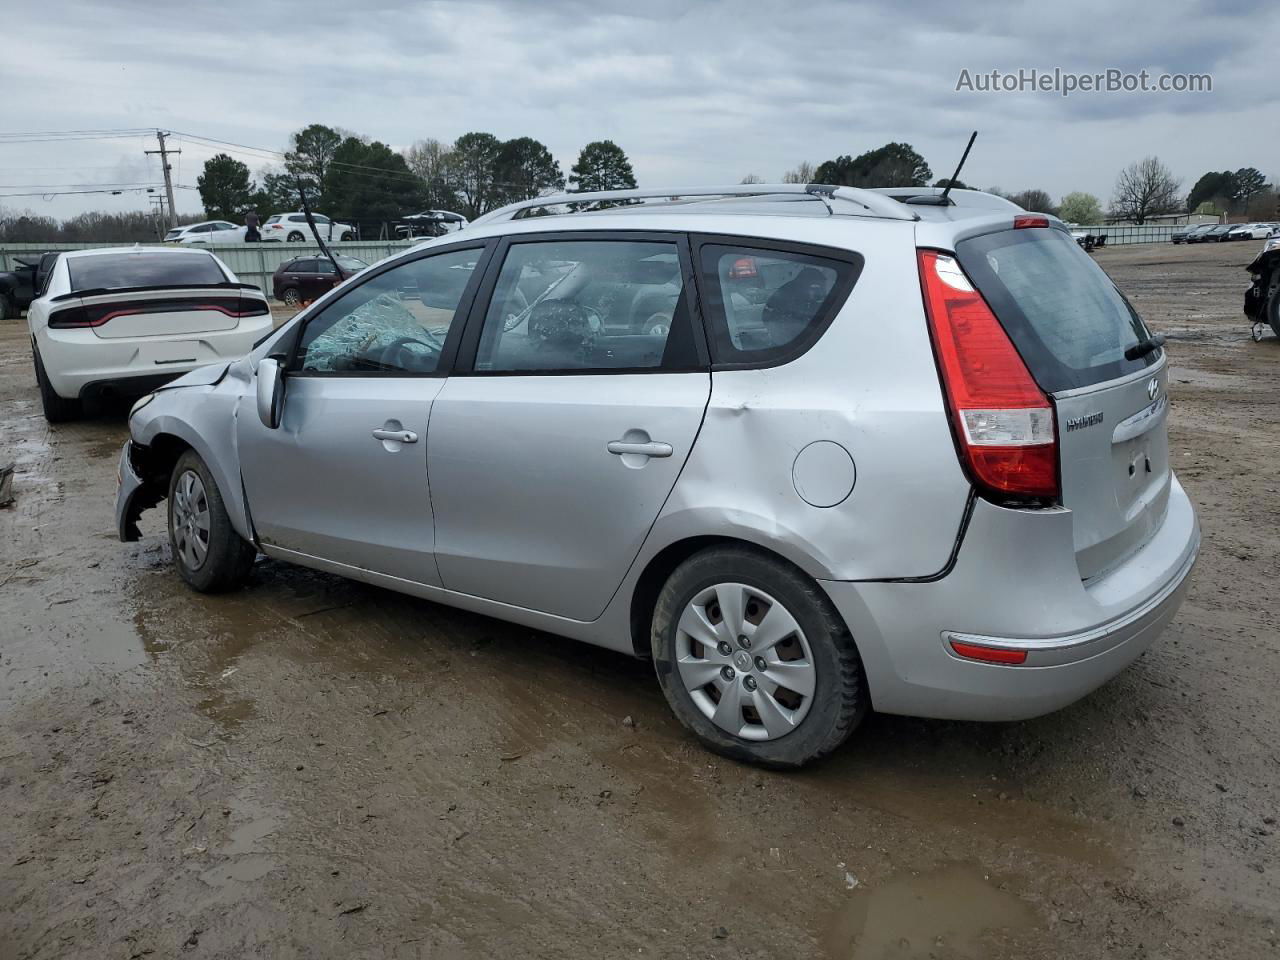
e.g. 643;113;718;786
116;441;163;542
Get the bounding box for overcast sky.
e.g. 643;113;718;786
5;0;1277;219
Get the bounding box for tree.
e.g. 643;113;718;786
450;131;504;219
1006;189;1059;216
569;140;637;193
781;161;816;184
934;178;969;189
1058;191;1103;224
495;136;564;203
320;137;426;222
197;153;253;220
1234;167;1268;207
1247;187;1279;221
284;123;344;193
1186;171;1236;214
1111;157;1181;224
403;138;460;210
249;169;300;215
814;143;931;187
740;173;765;184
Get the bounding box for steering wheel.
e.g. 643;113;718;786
378;334;441;370
527;300;602;348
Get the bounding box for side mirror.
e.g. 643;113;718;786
256;357;285;429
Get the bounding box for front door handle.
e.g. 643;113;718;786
372;428;418;444
607;439;672;458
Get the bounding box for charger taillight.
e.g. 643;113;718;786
918;249;1059;501
1013;215;1049;229
47;305;99;328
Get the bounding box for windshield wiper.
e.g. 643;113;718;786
1124;334;1165;361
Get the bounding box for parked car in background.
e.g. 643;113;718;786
261;213;355;243
1245;231;1280;340
0;251;60;318
28;247;271;421
1228;223;1278;241
163;221;249;245
1176;224;1217;244
1171;224;1208;243
395;210;469;239
116;183;1199;768
272;255;369;306
1196;224;1236;243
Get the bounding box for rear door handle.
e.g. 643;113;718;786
607;440;672;458
372;428;418;443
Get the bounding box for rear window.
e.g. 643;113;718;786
696;242;862;367
955;228;1156;393
266;215;281;224
68;252;227;292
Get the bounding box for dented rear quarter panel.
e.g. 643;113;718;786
644;219;971;581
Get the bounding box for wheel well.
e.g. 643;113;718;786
134;433;192;489
628;535;811;658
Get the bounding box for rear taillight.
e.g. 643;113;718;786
47;305;100;328
918;249;1059;501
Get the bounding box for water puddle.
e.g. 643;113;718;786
821;862;1038;959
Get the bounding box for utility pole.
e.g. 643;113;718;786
144;131;180;229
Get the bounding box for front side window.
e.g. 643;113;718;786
697;243;861;367
473;239;696;373
294;247;481;375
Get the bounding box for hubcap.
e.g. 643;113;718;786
172;469;211;571
674;583;816;741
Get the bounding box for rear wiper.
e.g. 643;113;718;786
1124;334;1165;361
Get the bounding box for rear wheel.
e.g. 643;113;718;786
651;546;868;769
33;347;81;422
338;231;353;241
287;231;305;242
0;292;13;320
1269;287;1280;341
168;450;256;593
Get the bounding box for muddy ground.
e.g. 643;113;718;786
1;241;1276;959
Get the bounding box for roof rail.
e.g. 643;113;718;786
471;184;919;225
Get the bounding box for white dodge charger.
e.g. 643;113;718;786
28;246;273;421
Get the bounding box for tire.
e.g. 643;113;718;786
338;231;353;241
281;286;301;307
287;231;305;242
167;450;256;593
33;347;82;422
0;292;13;320
1269;288;1280;342
651;546;868;769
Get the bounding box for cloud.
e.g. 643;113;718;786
4;0;1277;218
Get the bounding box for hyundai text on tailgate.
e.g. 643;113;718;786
114;184;1199;768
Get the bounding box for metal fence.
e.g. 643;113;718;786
1074;224;1182;244
0;240;417;293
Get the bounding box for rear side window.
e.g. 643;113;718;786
955;228;1155;393
289;260;317;274
68;252;226;291
695;241;862;367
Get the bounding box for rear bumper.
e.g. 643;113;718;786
36;318;271;400
821;474;1200;721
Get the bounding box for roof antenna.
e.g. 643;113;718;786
938;131;978;205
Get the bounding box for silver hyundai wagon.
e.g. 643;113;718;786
116;184;1200;767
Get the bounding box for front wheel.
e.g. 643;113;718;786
168;450;256;593
338;231;353;241
1269;288;1280;341
281;287;301;307
0;292;13;320
651;546;868;769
